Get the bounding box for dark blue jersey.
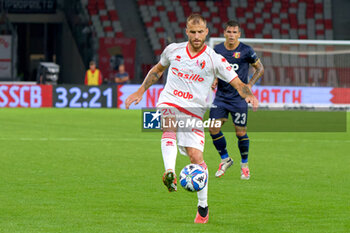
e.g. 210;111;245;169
214;42;258;102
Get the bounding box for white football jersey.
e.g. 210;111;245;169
157;42;239;119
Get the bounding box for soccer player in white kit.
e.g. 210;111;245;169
125;14;258;224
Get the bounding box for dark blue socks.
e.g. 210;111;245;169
210;131;228;160
211;131;250;163
237;134;249;163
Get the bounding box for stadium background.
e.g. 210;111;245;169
0;1;350;232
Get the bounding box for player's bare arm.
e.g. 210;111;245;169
230;78;259;111
211;78;218;90
125;63;166;109
247;59;264;88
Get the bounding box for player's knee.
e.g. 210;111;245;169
190;155;203;164
235;130;246;137
209;126;221;135
187;148;203;164
235;125;246;137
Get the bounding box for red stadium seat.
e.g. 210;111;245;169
324;19;332;29
97;2;106;10
154;49;162;56
316;29;325;35
175;33;183;39
179;22;186;28
167;12;177;22
145;22;153;27
315;3;324;13
104;26;113;32
108;10;119;21
156;27;165;33
152;16;160;22
100;15;109;21
255;24;264;34
115;32;124;38
157;6;166;11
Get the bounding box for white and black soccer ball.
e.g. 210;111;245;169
179;164;207;192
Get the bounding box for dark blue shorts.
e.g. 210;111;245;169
209;99;248;127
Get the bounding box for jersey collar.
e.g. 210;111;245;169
224;41;240;51
186;43;207;59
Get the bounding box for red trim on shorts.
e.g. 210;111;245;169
192;128;204;138
157;102;203;120
186;43;207;60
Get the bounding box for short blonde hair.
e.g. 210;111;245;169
186;13;207;27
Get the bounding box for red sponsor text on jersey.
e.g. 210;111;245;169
173;89;193;99
171;67;204;82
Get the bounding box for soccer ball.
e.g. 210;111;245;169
179;164;207;192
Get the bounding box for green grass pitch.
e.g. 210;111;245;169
0;108;349;233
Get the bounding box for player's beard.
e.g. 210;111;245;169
189;38;205;51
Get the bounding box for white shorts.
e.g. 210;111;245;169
158;104;205;155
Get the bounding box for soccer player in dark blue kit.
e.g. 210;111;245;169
209;20;264;180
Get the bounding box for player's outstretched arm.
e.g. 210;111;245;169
247;60;264;89
125;63;166;109
229;78;259;111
